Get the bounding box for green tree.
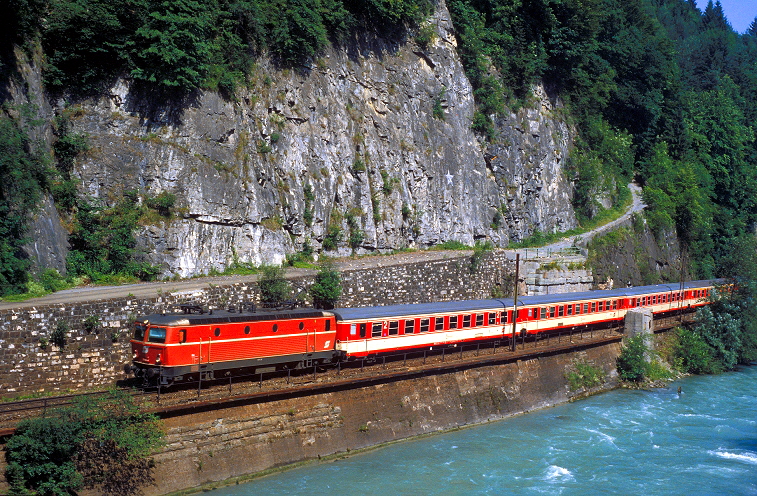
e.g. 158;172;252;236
309;262;341;308
257;264;291;306
132;0;216;94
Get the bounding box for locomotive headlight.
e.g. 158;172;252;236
156;354;161;364
133;352;137;359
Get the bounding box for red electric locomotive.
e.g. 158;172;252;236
130;305;336;385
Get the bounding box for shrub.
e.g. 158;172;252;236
673;327;719;374
145;191;176;217
39;269;67;292
51;320;69;348
5;389;163;495
322;224;342;251
310;262;342;309
257;265;291;306
83;315;101;334
617;334;650;382
565;360;605;391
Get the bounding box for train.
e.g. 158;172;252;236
129;280;719;385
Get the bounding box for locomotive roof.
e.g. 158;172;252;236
138;308;332;327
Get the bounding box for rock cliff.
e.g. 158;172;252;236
13;0;577;278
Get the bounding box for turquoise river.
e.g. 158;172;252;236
210;366;757;495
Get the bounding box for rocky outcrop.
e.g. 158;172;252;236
9;1;577;278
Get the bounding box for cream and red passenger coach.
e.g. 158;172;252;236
130;280;718;384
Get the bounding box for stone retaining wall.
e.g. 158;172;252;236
0;252;514;396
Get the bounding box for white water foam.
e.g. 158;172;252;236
545;465;574;482
709;450;757;465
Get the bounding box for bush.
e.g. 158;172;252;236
145;191;176;217
310;262;342;309
617;334;650;382
565;360;605;391
673;327;719;374
5;389;162;496
257;265;291;306
39;269;67;292
51;320;69;348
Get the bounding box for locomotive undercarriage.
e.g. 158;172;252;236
131;350;338;386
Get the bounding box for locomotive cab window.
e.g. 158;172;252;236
214;327;221;337
244;325;251;335
179;329;187;343
420;319;430;332
372;323;382;338
134;324;147;340
272;324;278;333
405;319;415;334
325;320;331;331
148;327;167;343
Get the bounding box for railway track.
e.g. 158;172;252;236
1;314;695;435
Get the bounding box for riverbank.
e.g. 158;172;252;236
141;339;622;495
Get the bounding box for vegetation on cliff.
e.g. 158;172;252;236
0;0;756;296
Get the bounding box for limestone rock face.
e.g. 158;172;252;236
17;1;577;278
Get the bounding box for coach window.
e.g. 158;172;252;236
449;315;458;329
476;314;484;326
488;313;496;325
550;307;556;318
435;317;445;331
405;319;415;334
420;318;430;332
389;321;399;335
541;307;547;319
583;303;589;313
372;323;382;338
179;329;187;343
463;314;471;327
501;311;508;324
599;301;604;312
558;306;564;317
214;327;221;337
360;323;366;338
567;305;573;316
591;302;596;312
272;324;278;333
350;324;357;336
